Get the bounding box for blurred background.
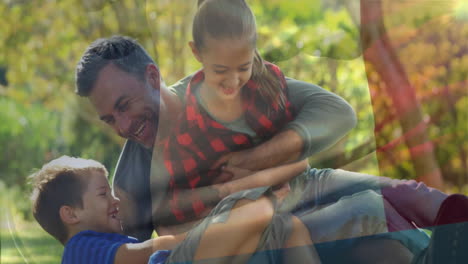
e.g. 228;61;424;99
1;0;467;263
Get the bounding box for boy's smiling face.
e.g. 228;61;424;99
74;171;122;234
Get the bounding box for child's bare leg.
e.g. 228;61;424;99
282;215;321;264
194;196;274;262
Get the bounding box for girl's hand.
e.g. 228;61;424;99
212;182;230;199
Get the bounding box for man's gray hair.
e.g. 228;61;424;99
75;36;156;96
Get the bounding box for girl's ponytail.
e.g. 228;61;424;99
252;50;287;109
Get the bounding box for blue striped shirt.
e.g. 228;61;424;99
62;230;138;264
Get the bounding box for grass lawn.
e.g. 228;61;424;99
1;184;63;264
1;212;63;264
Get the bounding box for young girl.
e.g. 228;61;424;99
163;0;308;224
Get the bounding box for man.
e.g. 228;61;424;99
75;35;359;237
75;36;467;263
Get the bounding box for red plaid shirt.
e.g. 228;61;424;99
163;62;295;224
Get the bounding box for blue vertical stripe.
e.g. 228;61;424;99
62;230;139;264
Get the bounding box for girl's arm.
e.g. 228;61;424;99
115;233;186;264
215;159;309;198
115;196;276;264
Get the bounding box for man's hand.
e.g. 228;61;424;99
220;166;253;181
211;150;251;170
212;165;253;185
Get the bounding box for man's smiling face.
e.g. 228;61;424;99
89;63;160;148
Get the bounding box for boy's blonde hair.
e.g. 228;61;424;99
30;156;108;244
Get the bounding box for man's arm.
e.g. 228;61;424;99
216;159;309;198
171;74;356;171
285;78;357;159
211;130;303;170
212;78;357;171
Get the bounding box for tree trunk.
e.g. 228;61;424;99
360;0;443;188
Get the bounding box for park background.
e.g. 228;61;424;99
1;0;467;263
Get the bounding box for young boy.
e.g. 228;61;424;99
30;156;317;264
